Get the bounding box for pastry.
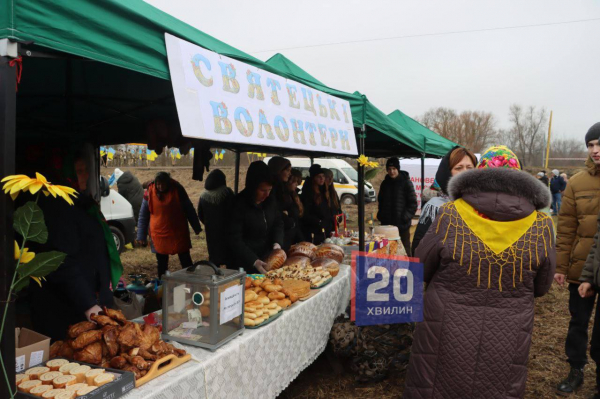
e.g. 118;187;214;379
52;375;77;389
19;380;42;393
26;366;50;380
263;284;282;293
40;371;63;385
315;245;344;263
283;256;311;268
54;391;76;399
311;258;340;277
64;383;88;393
46;359;69;372
257;296;270;305
69;365;91;383
76;386;98;396
245;300;264;309
268;308;278;316
252;279;262;287
245;277;252;289
41;388;67;398
288;242;317;260
281;279;310;297
257;290;268;297
84;369;105;386
266;249;287;270
29;384;53;397
245;312;258;319
244;290;258;303
58;363;80;375
266;302;278;310
244;318;255;327
16;374;29;384
268;292;285;300
93;373;115;387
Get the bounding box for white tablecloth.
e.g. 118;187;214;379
126;265;352;399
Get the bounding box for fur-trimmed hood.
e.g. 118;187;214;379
448;168;551;219
200;185;234;205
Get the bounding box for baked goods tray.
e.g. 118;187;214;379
17;358;135;399
245;309;283;329
135;353;192;387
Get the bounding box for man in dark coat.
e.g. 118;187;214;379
377;157;417;256
114;169;144;222
550;169;567;215
229;161;284;273
198;169;234;267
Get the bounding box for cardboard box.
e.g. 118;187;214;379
15;328;50;373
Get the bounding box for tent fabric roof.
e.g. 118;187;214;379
387;109;458;157
1;0;444;157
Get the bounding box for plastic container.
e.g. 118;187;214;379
161;261;245;351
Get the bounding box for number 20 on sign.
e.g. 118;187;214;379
351;252;423;326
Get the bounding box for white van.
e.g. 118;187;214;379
265;157;376;205
99;176;136;253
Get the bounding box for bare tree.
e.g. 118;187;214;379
418;107;497;152
549;137;587;167
503;104;548;167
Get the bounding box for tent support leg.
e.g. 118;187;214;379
421;153;425;200
358;125;366;251
234;150;240;194
0;55;17;399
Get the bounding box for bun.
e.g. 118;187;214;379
244;290;258;303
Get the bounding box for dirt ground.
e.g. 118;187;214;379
107;165;597;399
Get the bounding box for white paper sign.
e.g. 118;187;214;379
165;33;358;156
29;350;44;367
15;355;25;373
219;284;243;325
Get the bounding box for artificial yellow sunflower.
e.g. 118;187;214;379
357;155;379;168
14;240;35;264
2;173;78;204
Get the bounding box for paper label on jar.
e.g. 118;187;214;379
220;284;243;325
15;355;25;372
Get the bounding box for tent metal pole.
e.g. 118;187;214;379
421;153;425;200
234;150;240;194
0;55;17;399
358;125;366;251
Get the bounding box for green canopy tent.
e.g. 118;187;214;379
0;2;433;395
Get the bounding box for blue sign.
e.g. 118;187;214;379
351;252;423;326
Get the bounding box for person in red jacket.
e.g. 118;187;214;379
136;172;201;278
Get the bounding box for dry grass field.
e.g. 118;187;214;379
106;165;597;398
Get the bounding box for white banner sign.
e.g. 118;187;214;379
165;34;358;155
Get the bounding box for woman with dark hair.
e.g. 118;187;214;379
404;146;555;399
198;169;234;267
31;152;122;341
136;171;201;278
281;169;305;249
412;147;477;253
301;164;335;244
230;161;284;274
267;156;299;251
323;168;342;217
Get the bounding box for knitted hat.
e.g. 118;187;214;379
385;157;400;170
585;122;600;144
537;172;544;177
552;169;560;176
205;169;227;190
267;156;291;175
477;145;521;170
309;164;325;177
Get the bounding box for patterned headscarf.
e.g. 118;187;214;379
477;145;521;170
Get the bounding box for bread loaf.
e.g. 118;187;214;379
19;380;42;393
76;386;98;396
69;365;91;383
311;258;340;277
42;388;67;398
46;359;69;372
29;385;52;397
16;374;29;385
93;373;114;387
54;391;76;399
63;383;88;393
84;369;105;386
40;371;63;385
265;249;287;270
315;245;344;263
289;242;317;260
26;366;50;380
58;363;79;375
283;256;311;269
52;375;76;389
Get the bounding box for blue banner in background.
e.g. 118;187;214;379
352;252;423;326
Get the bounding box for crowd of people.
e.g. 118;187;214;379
20;120;600;398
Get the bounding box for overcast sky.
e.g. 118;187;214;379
147;0;600;144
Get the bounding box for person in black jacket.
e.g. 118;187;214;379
550;169;567;215
198;169;234;267
268;157;305;250
31;154;120;341
377;157;418;256
301;164;335;244
323;168;342;216
230;161;284;274
281;168;305;249
114;169;144;223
